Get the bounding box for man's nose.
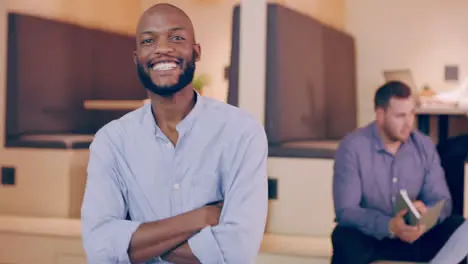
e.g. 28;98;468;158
154;38;173;54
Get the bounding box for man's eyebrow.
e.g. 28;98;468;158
169;26;186;32
139;27;186;35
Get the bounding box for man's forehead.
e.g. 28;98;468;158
137;5;193;34
388;97;415;110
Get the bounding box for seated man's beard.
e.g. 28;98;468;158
137;58;196;97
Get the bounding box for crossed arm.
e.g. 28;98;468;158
128;208;217;263
81;126;268;263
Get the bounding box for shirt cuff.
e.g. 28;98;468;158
188;226;224;264
376;215;393;240
112;220;142;263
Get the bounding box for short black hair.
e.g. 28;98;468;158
374;81;412;110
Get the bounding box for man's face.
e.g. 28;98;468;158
377;97;416;142
134;7;200;97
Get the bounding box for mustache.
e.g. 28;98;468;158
146;56;183;68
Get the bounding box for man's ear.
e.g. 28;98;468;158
133;51;138;65
194;44;201;62
375;107;385;124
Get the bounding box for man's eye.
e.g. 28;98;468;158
141;39;153;44
171;36;185;41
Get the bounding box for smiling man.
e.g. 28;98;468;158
331;81;467;263
80;3;268;264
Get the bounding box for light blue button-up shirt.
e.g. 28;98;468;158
81;93;269;264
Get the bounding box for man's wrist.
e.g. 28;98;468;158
388;220;395;238
189;208;208;231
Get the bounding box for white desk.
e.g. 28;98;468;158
416;107;467;116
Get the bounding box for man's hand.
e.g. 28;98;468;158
196;201;224;228
160;201;224;264
390;209;426;243
413;200;427;215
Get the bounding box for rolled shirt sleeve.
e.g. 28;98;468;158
81;128;141;263
188;124;269;264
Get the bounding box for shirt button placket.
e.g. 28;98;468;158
165;139;178;216
171;146;184;216
390;158;398;206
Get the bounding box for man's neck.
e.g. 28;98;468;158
150;86;196;130
376;125;401;154
384;140;401;155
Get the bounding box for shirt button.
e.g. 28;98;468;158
392;177;398;183
167;142;172;148
173;183;180;190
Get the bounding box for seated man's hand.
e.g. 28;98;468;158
390;209;426;243
413;200;427;215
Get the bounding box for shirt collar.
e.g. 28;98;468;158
371;122;386;151
140;90;205;137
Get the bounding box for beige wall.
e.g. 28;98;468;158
7;0;140;35
346;0;468;126
266;158;335;236
0;0;139;217
0;217;84;263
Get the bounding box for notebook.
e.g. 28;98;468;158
394;189;445;231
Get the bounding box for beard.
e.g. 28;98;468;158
137;51;196;97
383;122;409;143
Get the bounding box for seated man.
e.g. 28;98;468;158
80;3;268;264
331;80;467;264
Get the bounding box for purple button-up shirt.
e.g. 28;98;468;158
333;122;452;240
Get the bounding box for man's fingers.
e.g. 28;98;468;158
400;232;417;243
400;224;425;243
402;225;418;232
397;209;408;217
419;206;427;214
399;220;418;232
413;201;427;214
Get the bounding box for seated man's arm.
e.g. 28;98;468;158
81;129;210;263
167;123;269;264
418;142;452;220
333;139;393;240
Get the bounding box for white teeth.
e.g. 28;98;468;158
152;62;177;71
